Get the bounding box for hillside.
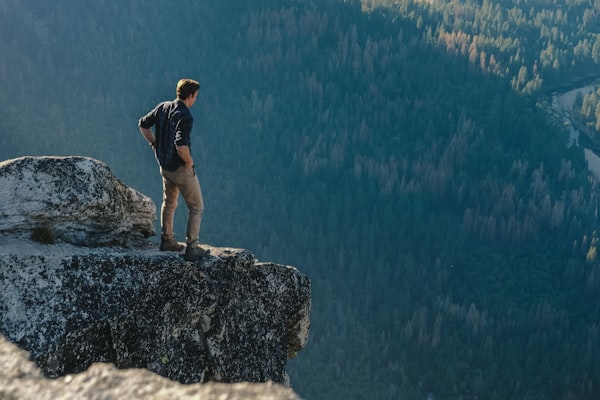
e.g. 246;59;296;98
1;0;600;398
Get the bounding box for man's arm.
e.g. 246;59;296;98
139;126;155;147
176;145;194;171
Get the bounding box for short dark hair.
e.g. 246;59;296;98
176;79;200;100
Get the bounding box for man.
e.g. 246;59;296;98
138;78;207;261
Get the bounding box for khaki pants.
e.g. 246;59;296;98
160;166;204;244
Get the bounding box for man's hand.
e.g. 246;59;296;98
176;145;194;172
139;127;155;146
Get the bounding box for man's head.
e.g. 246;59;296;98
177;79;200;107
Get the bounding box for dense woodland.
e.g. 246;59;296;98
1;0;600;399
366;0;600;93
576;86;600;136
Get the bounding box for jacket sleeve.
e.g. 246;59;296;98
138;108;157;129
174;115;193;147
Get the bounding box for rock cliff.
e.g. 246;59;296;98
0;156;310;398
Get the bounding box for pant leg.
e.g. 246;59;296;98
160;168;179;239
172;166;204;244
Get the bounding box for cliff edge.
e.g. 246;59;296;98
0;156;310;398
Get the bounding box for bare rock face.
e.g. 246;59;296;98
0;156;155;246
0;335;302;400
0;156;311;397
0;234;310;387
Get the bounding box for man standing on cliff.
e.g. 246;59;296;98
138;78;207;261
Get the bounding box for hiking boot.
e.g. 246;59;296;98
184;243;209;261
159;237;184;251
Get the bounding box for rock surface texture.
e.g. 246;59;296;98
0;156;310;399
0;335;301;400
0;156;155;246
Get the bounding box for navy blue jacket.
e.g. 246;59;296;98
139;99;193;171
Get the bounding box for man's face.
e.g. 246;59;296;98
188;90;199;107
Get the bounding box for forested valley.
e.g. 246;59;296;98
1;0;600;399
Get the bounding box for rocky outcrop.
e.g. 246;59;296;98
0;156;311;397
0;156;155;246
0;335;301;400
0;238;310;383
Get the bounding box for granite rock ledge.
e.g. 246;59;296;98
0;239;311;384
0;156;311;397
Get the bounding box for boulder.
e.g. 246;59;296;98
0;335;302;400
0;156;155;246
